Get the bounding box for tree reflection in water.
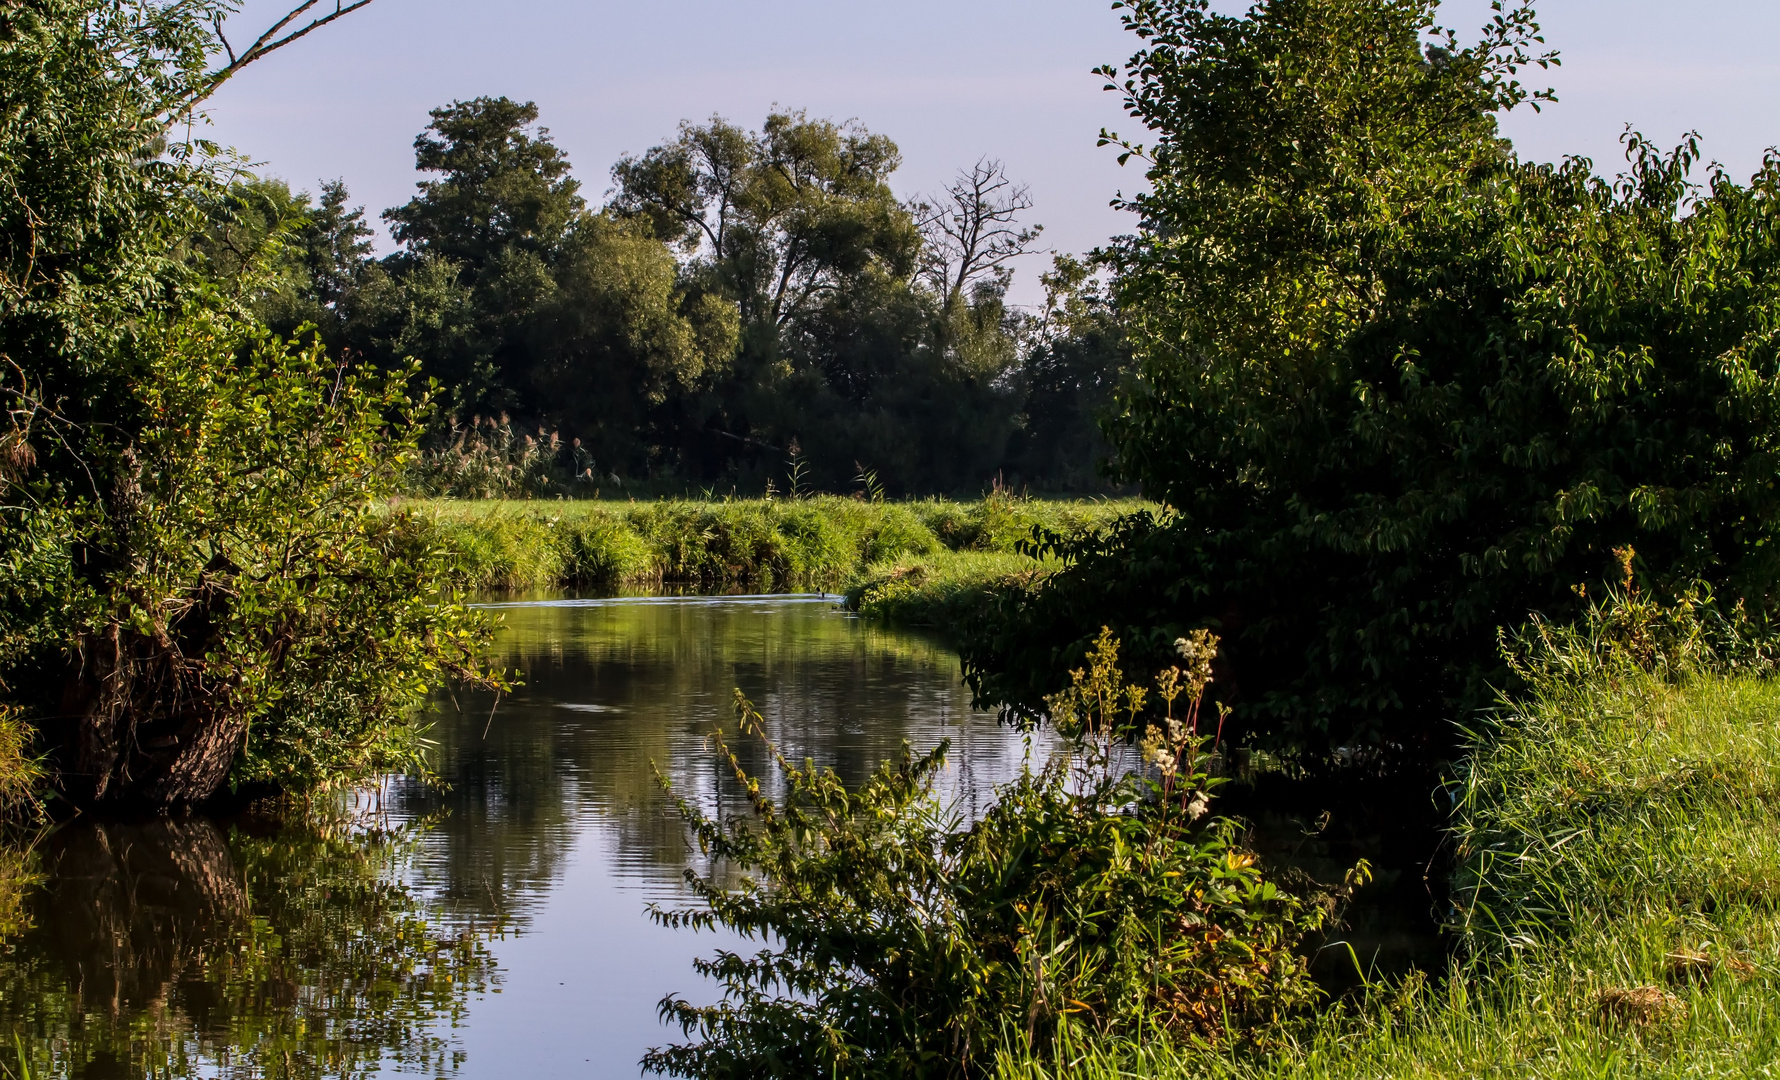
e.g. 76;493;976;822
395;595;1036;925
0;814;502;1079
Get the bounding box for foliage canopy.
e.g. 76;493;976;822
963;0;1780;765
0;0;501;810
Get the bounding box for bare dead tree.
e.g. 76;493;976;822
163;0;382;130
915;158;1044;306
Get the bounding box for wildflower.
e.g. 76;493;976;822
1155;665;1183;705
1185;791;1210;822
1141;725;1177;772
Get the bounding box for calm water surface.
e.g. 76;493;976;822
0;594;1044;1079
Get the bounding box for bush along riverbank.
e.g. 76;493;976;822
412;494;1143;592
974;593;1780;1079
648;629;1359;1078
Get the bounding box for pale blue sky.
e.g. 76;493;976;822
206;0;1780;305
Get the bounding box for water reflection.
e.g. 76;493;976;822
0;816;499;1078
387;594;1042;1076
0;594;1037;1078
399;595;1035;919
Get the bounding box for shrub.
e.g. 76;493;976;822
0;707;42;823
0;1;499;810
3;311;505;807
561;513;657;583
405;414;580;499
647;632;1330;1079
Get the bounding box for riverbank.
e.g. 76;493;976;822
410;495;1140;591
999;660;1780;1078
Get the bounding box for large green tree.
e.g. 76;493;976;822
1003;255;1131;492
185;176;375;343
370;96;584;412
0;0;500;810
351;97;735;474
962;0;1780;764
613;114;1033;490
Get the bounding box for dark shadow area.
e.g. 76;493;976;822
1221;765;1452;992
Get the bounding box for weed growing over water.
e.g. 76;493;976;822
647;634;1330;1078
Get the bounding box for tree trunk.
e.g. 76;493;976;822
56;623;247;809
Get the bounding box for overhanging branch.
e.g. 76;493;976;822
163;0;381;132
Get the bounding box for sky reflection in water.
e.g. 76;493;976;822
392;594;1045;1078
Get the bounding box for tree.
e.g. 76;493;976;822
915;158;1044;308
527;215;741;473
0;0;503;811
614;113;1047;490
961;0;1780;764
347;97;736;471
385;97;582;279
186;176;375;343
367;96;584;412
614;112;919;335
1003;255;1130;491
292;179;376;324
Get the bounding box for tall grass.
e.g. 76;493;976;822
995;654;1780;1078
410;495;1147;593
844;550;1045;627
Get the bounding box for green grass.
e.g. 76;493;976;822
843;549;1046;628
994;667;1780;1078
406;495;1146;592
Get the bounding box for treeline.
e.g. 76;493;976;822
212;100;1128;495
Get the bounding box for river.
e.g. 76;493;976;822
0;594;1046;1079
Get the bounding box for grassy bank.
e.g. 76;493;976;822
410;495;1142;592
997;662;1780;1078
843;549;1044;627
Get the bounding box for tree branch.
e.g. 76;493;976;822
163;0;381;132
918;158;1044;305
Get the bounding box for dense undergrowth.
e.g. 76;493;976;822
988;601;1780;1078
413;495;1141;591
649;631;1343;1079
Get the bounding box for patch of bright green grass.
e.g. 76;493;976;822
843;550;1046;630
406;495;1147;592
910;496;1146;553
